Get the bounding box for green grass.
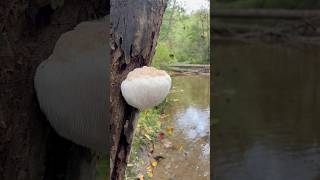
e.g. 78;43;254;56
95;99;172;180
126;99;171;179
96;153;109;180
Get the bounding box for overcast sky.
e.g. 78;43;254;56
177;0;209;14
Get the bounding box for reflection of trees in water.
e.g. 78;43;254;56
175;106;210;139
169;75;210;110
213;42;320;179
152;75;210;180
164;75;210;139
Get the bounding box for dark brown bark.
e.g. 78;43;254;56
0;0;108;180
212;9;320;19
110;0;167;179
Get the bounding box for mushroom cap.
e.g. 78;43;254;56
34;16;109;152
121;66;171;110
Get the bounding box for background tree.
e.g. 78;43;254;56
0;1;109;180
152;2;210;67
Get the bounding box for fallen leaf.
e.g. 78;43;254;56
147;172;153;177
178;144;184;151
146;165;153;171
144;134;152;141
157;132;165;141
164;141;173;149
151;161;158;167
166;127;174;135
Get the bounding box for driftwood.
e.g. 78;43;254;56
212;9;320;19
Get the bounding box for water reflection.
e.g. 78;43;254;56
153;75;210;180
176;106;210;140
213;42;320;180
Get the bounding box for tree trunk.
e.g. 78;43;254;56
110;0;167;179
0;0;109;180
165;0;177;49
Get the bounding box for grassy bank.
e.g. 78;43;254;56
95;99;171;180
96;154;109;180
125;99;171;179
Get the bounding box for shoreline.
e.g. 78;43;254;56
163;64;210;76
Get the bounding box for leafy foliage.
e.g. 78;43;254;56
152;1;210;67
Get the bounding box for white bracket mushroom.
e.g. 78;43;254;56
34;16;110;152
121;66;172;110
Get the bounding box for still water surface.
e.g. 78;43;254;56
213;42;320;180
153;75;210;180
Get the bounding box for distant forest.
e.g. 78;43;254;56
152;0;210;67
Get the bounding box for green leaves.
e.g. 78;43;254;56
152;6;210;66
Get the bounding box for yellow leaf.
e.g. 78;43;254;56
144;134;152;141
167;127;174;135
146;165;153;171
151;161;158;167
179;144;184;151
147;172;153;177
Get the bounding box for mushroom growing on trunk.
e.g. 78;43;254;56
34;15;171;152
121;66;171;110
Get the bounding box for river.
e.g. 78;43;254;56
153;75;210;180
213;41;320;180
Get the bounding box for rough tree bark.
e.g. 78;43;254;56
110;0;167;179
0;0;109;180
